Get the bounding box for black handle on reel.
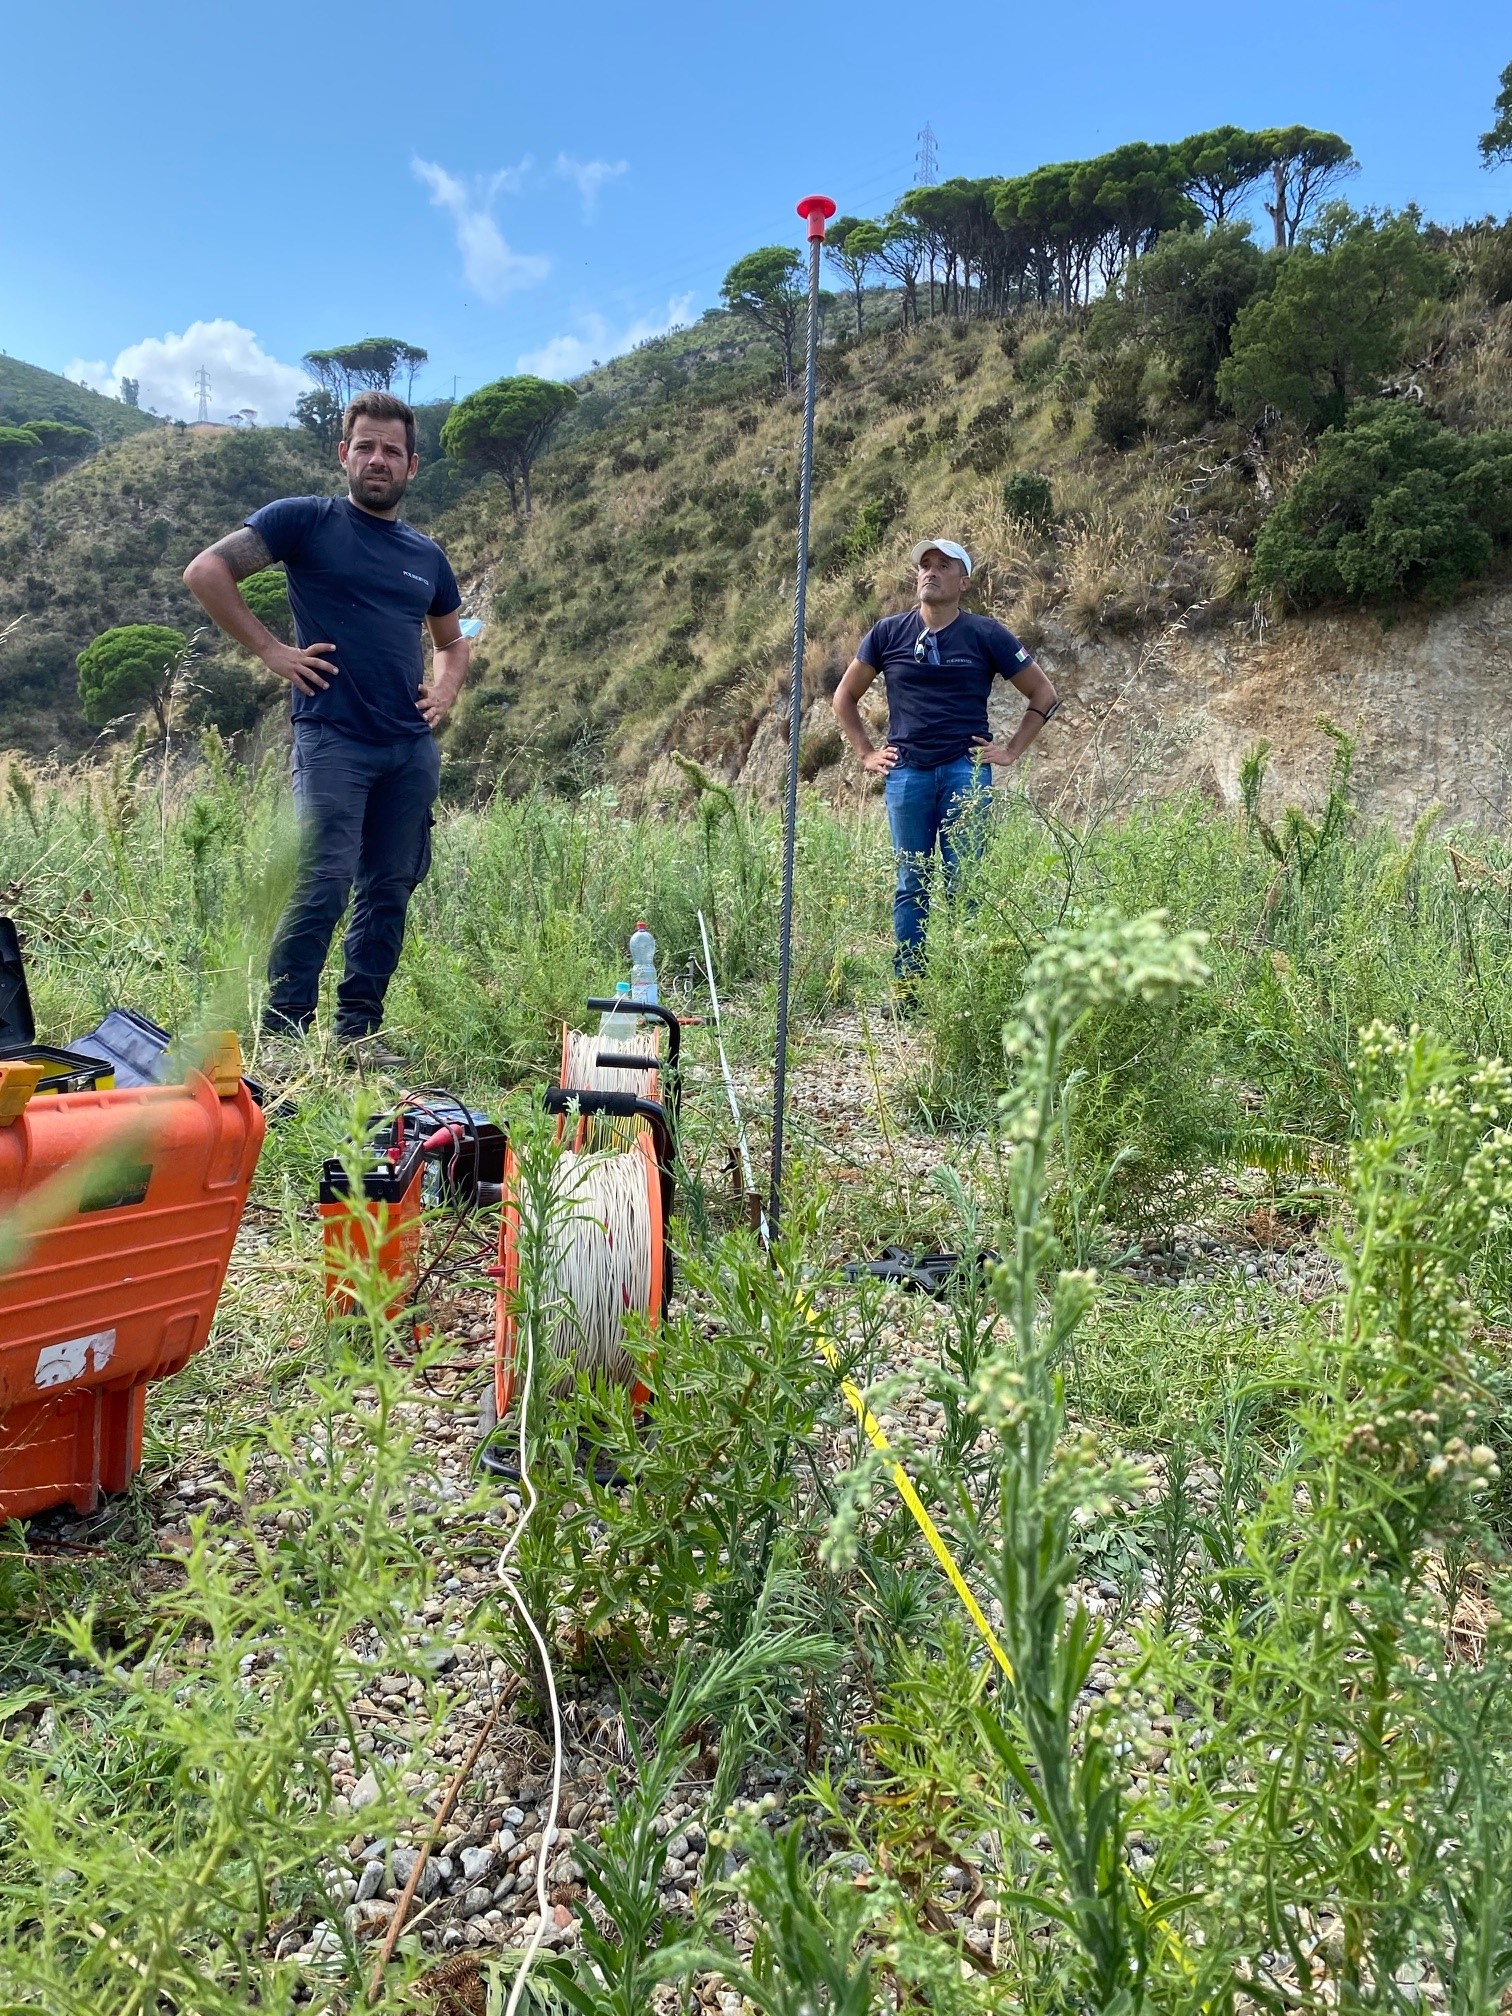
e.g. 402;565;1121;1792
585;998;682;1070
586;999;683;1126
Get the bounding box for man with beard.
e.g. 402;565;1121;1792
184;391;468;1066
832;537;1059;1000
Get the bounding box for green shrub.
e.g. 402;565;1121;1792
1090;220;1268;410
1017;331;1062;388
958;394;1014;473
1090;349;1147;449
240;566;292;642
1252;403;1512;606
1002;469;1054;528
185;655;270;733
1220;207;1451;431
842;480;907;566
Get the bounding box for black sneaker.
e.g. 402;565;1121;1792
337;1032;408;1073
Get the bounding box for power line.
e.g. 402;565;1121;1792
916;123;938;185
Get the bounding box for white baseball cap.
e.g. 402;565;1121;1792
910;537;972;576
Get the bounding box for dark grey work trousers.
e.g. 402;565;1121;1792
265;720;440;1038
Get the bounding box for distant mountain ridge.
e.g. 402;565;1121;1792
0;355;161;442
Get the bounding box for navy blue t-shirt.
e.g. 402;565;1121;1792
856;609;1034;767
246;495;461;744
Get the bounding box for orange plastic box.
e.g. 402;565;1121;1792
0;1057;265;1520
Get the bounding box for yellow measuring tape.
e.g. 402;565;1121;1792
812;1317;1013;1679
808;1304;1201;1995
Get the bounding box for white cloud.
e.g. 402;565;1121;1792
66;358;114;398
555;153;628;218
517;293;696;381
412;156;550;303
65;319;308;423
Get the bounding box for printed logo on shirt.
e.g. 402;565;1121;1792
1015;646;1030;662
402;570;430;586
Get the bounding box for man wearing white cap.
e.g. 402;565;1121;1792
832;538;1058;990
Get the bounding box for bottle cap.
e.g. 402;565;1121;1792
636;920;647;931
615;979;631;994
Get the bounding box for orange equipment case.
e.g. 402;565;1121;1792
0;1049;265;1520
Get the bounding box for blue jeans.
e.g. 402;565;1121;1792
266;722;440;1037
884;757;990;978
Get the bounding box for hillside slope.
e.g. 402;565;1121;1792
436;313;1267;788
0;425;332;751
434;303;1512;827
4;292;1510;828
0;355;160;442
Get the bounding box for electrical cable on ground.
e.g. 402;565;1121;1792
493;1203;565;2016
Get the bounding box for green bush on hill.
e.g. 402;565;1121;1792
1002;469;1055;527
1090;220;1269;410
240;567;292;641
1219;206;1451;430
76;623;187;736
1252;403;1512;606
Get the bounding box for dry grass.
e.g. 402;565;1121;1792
1433;298;1512;433
1052;482;1183;640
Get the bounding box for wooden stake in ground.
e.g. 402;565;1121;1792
365;1689;514;2004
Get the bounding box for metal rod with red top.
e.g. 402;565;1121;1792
769;193;836;1244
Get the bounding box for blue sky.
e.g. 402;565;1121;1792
2;0;1507;424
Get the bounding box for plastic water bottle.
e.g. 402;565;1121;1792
598;979;634;1037
629;922;658;1005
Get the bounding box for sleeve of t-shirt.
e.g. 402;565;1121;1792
429;550;462;619
245;495;320;565
987;621;1034;681
856;619;884;668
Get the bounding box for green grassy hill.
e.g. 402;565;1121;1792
436;309;1260;792
0;354;161;441
3;218;1509;784
0;424;332;752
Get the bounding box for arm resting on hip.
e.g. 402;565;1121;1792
419;610;470;729
832;656;897;775
972;660;1060;769
183;528;338;696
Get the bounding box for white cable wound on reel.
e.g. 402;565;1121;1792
561;1026;659;1104
542;1148;654;1385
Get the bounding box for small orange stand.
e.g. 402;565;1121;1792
319;1159;425;1319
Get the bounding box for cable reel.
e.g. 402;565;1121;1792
492;1000;681;1431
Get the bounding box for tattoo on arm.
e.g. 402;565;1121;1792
207;527;274;582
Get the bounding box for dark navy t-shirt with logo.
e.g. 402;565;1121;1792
856;609;1034;768
245;495;461;744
